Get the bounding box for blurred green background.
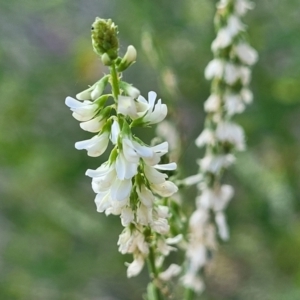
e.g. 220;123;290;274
1;0;300;299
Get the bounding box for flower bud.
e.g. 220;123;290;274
91;17;119;60
117;45;137;72
76;86;94;100
120;81;140;98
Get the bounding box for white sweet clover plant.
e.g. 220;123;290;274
181;0;258;297
65;18;181;299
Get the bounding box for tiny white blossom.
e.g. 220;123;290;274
235;0;255;16
204;94;222;112
75;132;109;157
117;95;137;119
224;93;246;116
159;264;181;281
121;207;134;226
211;28;232;52
215;121;245;150
127;254;145;278
195;129;215;148
234;43;258;65
241;88;253;104
65;97;98;121
205;59;225;80
199;154;235;173
136;91;167;125
226;15;245;36
181;273;205;293
151;180;178;198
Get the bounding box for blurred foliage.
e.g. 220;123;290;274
1;0;300;299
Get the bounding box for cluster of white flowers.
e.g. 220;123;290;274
66;86;180;277
183;0;257;293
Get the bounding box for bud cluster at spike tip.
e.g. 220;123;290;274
91;17;119;62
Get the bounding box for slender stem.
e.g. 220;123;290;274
147;245;164;300
184;287;195;300
110;63;120;101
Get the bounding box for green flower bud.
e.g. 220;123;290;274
91;17;119;61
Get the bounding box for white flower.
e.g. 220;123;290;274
196;185;234;212
116;138;160;180
136;91;167;125
151;206;170;234
189;208;209;231
143;142;169;166
166;234;183;245
75;132;109;157
110;119;120;144
181;273;205;293
151;180;178;197
117;95;137;119
195;129;215;148
136;184;155;207
215;121;245;150
118;227;149;255
186;243;207;272
239;66;251;85
76;77;108;100
211;28;232;52
224;62;240;85
226;15;245;36
205;59;225;80
79;116;106;133
157;238;175;256
121;207;134;226
224;93;246;116
215;211;230;240
127;254;145;278
235;0;255;16
116;151;138;180
234;43;258;65
65;97;98;121
241;88;253;104
204;94;222;112
199;154;235;173
159;264;181;281
136;204;152;225
144;165;168;184
123;45;137;66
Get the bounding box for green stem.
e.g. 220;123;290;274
147;245;164;300
110;62;120;101
184;287;195;300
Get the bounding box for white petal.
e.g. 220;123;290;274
127;255;145;278
121;207;134;226
154;162;177;171
151;181;178;197
117;95;137;119
122;139;140;163
137;185;155;207
111;178;132;202
215;212;229;241
144;165;167;184
80;116;106;132
159;264;181;281
75;133;109;157
116;151;138;180
110;119;120;144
